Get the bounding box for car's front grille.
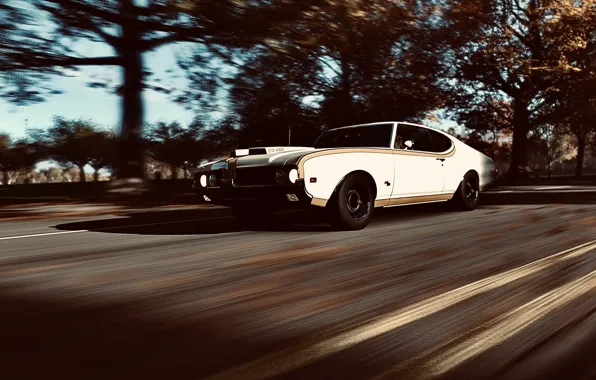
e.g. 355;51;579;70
234;167;276;186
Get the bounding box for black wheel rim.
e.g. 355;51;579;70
464;180;479;203
346;187;371;220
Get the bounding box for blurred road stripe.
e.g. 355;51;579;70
205;240;596;380
427;268;596;377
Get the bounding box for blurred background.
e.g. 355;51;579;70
1;0;595;190
2;2;596;380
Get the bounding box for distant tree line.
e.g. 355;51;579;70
0;115;233;185
2;1;596;181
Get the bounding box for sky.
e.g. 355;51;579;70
0;44;196;140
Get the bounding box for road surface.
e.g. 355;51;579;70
1;202;596;379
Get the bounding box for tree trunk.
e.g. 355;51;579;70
94;169;100;182
547;160;552;178
507;100;531;181
116;0;145;180
2;169;8;185
339;56;353;124
575;133;585;178
78;166;86;183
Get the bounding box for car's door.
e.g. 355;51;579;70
427;128;458;194
391;123;447;198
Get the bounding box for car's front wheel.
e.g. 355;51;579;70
327;173;375;230
231;201;276;227
453;172;480;211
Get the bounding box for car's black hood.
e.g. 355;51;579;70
197;146;327;172
234;147;318;168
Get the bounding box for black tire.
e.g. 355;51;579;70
453;171;480;211
231;201;275;226
327;173;375;231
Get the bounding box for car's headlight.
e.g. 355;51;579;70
208;174;218;187
288;169;298;184
200;175;207;187
275;169;286;184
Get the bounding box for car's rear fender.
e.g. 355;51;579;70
444;142;497;194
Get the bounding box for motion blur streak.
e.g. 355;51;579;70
428;268;596;377
205;240;596;380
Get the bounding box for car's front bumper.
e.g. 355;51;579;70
193;180;313;207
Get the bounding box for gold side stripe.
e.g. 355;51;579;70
297;147;456;177
312;194;452;209
375;199;391;207
375;194;452;208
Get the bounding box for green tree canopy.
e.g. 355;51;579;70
30;116;114;182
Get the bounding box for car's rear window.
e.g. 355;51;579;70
428;130;454;153
313;123;394;149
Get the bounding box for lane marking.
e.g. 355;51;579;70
0;230;87;241
428;268;596;377
205;240;596;380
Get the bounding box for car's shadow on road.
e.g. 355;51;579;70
53;202;461;236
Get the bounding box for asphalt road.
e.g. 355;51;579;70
2;202;596;380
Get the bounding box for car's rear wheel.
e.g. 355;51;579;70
231;201;276;226
327;173;375;230
453;171;480;211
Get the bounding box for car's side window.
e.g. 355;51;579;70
394;125;434;152
428;130;453;153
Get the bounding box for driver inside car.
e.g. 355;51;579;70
394;136;405;149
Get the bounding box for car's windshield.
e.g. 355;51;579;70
313;123;394;149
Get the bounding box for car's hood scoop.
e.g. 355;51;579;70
232;146;318;168
232;146;314;157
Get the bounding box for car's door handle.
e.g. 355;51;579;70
436;158;445;162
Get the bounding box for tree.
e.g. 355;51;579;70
444;0;560;180
228;49;321;147
534;124;575;178
0;0;322;182
31;116;107;182
86;129;117;181
145;119;207;179
200;116;242;159
0;134;41;185
536;0;596;177
0;133;11;185
40;167;65;183
453;97;513;147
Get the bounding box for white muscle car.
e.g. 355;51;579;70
193;121;498;230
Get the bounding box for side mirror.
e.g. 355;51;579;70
404;140;414;149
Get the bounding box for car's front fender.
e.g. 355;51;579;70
297;149;395;207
